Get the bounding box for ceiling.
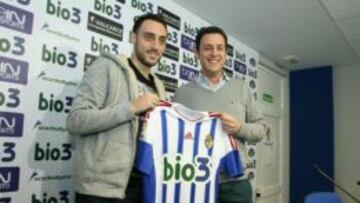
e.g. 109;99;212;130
173;0;360;70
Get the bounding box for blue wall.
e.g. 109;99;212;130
290;66;334;203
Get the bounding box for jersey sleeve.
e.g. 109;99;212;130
219;134;243;177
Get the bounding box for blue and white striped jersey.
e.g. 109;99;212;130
136;102;243;203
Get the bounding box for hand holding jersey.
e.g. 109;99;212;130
131;93;161;115
219;113;243;136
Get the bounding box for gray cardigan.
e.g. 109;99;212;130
67;52;166;199
173;79;268;174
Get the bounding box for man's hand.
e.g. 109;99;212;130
220;113;242;135
131;93;160;115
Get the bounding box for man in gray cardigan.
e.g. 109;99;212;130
67;14;168;203
173;26;268;203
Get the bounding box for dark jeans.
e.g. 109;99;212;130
218;179;253;203
76;170;143;203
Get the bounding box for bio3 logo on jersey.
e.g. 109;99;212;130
0;112;24;138
46;0;81;24
0;167;20;192
0;2;34;34
31;190;69;203
0;56;28;85
164;155;211;183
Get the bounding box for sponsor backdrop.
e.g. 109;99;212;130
0;0;259;202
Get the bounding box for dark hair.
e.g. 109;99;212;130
195;26;228;51
132;13;167;33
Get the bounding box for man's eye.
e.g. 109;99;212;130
144;34;155;40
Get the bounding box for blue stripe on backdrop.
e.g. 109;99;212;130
290;66;334;203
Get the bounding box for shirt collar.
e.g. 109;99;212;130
195;71;231;92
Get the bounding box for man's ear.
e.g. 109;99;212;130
130;32;136;44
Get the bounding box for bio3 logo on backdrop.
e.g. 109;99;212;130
0;88;21;108
0;56;28;85
131;0;154;14
46;0;81;24
163;155;211;183
90;36;119;55
31;190;70;203
0;112;24;138
0;2;34;34
34;142;72;162
1;142;16;163
0;167;20;192
157;59;177;77
183;21;199;38
38;92;73;114
41;44;78;69
0;36;26;56
94;0;122;19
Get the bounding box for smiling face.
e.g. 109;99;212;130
196;33;227;79
132;19;168;68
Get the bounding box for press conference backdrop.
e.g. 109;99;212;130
0;0;260;202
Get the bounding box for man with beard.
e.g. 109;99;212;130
67;14;168;203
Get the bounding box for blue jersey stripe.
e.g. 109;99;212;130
160;110;168;203
162;184;167;203
177;118;185;153
205;183;211;203
190;122;202;203
193;122;202;158
161;110;168;154
174;118;185;203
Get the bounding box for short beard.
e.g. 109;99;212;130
135;46;160;67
